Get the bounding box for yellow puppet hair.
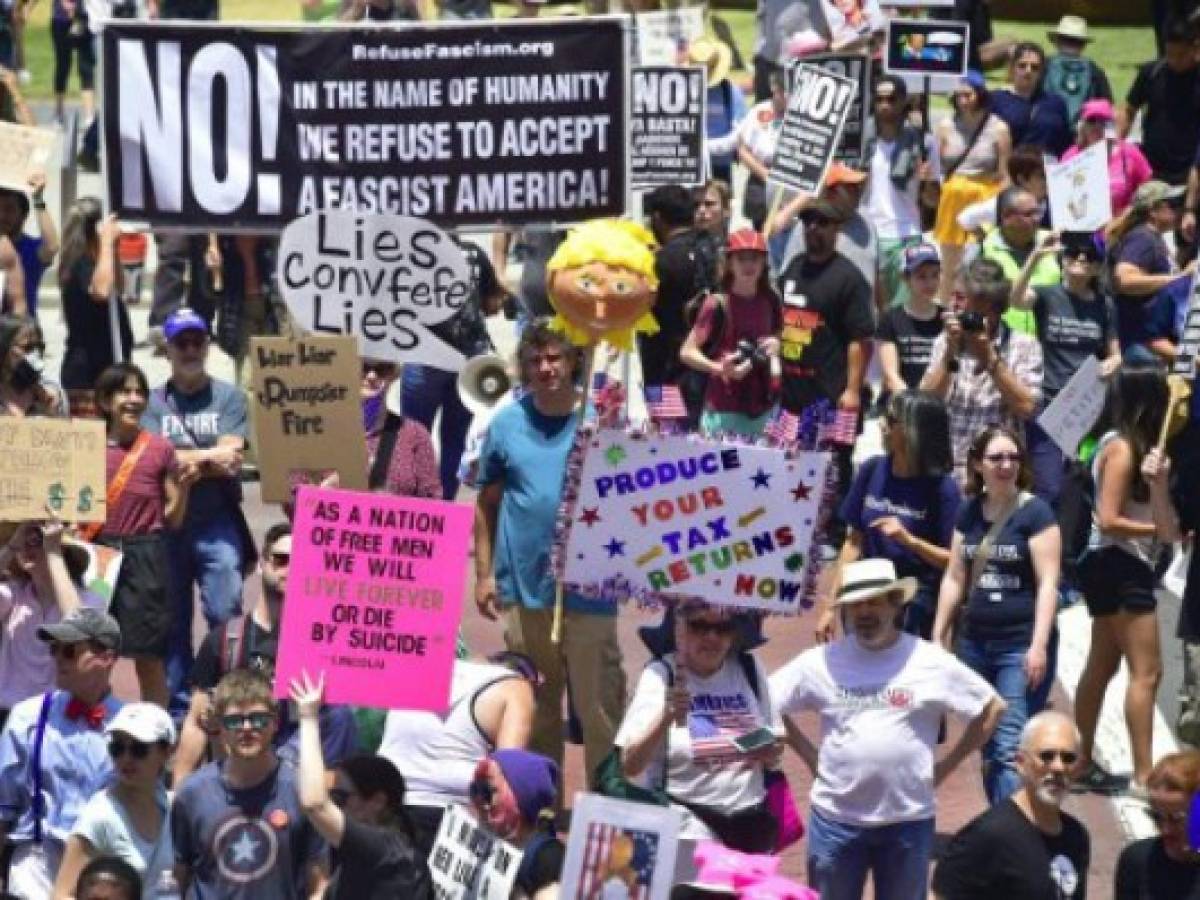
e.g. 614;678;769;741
546;219;660;292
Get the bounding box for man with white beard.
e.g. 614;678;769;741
933;710;1091;899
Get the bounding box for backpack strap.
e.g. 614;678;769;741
737;652;760;702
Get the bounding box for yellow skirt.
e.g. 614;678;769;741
934;174;1002;247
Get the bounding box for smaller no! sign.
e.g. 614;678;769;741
277;210;471;371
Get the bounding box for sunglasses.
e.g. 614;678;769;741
686;618;737;637
984;453;1023;465
49;641;98;660
1035;749;1079;766
220;712;274;732
1146;807;1189;827
108;738;153;760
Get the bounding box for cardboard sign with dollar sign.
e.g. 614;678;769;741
0;418;106;522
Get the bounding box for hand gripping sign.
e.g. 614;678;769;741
277;210;471;371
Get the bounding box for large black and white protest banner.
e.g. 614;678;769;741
787;53;869;168
769;64;856;194
101;18;628;230
631;66;705;188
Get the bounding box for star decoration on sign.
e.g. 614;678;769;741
604;538;626;558
791;481;812;502
579;507;601;527
604;444;627;466
751;468;772;489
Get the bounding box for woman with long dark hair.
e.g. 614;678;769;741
1075;364;1180;794
58;199;131;416
679;227;781;437
932;425;1061;804
817;390;961;642
0;315;66;417
290;671;433;899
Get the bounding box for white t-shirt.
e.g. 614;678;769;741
770;633;996;827
71;787;173;900
614;653;781;839
862;133;941;241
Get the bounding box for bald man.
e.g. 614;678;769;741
933;711;1090;899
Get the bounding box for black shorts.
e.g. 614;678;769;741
1081;545;1157;617
101;533;172;658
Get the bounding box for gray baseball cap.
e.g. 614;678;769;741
37;607;122;652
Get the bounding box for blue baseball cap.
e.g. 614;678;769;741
903;243;941;274
961;69;987;92
163;307;209;342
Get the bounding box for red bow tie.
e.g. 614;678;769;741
65;697;107;729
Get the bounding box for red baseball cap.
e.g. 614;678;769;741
727;227;768;254
824;162;868;189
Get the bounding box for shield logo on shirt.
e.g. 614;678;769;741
213;815;280;884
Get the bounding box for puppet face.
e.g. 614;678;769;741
549;261;655;343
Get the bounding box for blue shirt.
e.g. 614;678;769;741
15;235;44;318
989;89;1073;158
478;395;612;615
142;378;248;523
0;690;121;847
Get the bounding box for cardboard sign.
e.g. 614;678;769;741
787;53;871;168
559;794;681;900
1037;355;1107;456
0;418;105;523
277;211;471;371
0;122;55;193
555;427;831;613
883;19;969;80
102;18;628;229
249;335;368;503
274;486;472;711
428;805;521;900
634;7;706;66
1046;143;1112;232
768;64;857;194
630;66;706;188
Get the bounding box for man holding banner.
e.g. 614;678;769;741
474;320;625;784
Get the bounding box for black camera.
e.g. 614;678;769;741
958;311;986;334
732;339;769;368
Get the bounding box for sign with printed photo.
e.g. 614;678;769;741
428;804;522;900
630;66;706;188
559;794;682;900
275;486;472;711
787;53;871;168
249;335;368;503
769;64;857;194
1045;142;1112;232
101;18;628;229
633;6;707;66
0;417;105;523
554;426;831;613
883;19;969;79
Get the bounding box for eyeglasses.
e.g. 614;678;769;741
1146;807;1189;827
984;453;1023;465
108;738;153;760
219;712;274;732
1035;749;1079;766
686;619;737;637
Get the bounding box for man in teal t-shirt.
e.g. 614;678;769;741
474;319;625;784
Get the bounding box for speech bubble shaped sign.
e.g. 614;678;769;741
277;211;471;371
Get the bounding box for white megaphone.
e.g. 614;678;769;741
457;354;514;417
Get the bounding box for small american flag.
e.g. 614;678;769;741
644;385;687;421
576;823;659;900
821;408;858;447
764;409;801;445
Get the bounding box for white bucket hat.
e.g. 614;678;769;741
834;558;918;606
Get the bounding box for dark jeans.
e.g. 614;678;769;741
150;233;213;327
52;18;94;94
402;364;473;500
1026;419;1065;509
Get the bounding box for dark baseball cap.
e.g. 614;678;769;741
163;307;209;342
38;607;122;652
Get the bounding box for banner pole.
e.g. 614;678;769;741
553;344;597;645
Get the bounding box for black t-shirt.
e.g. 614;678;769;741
60;258;134;390
638;229;715;386
1112;226;1173;346
956;494;1057;642
933;799;1089;900
1032;286;1115;400
878;304;944;390
326;819;433;900
1116;837;1200;899
777;252;875;413
1128;60;1200;181
190;617;278;690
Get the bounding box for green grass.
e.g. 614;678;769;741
15;2;1156;111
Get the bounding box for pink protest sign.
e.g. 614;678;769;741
274;485;472;712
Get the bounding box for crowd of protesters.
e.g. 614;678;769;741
2;1;1200;899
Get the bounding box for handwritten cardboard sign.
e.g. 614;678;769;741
1046;142;1111;232
249;335;367;503
274;486;472;711
0;418;105;523
0;121;55;193
1037;355;1107;456
555;427;831;613
559;794;681;900
428;805;521;900
277;211;471;371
